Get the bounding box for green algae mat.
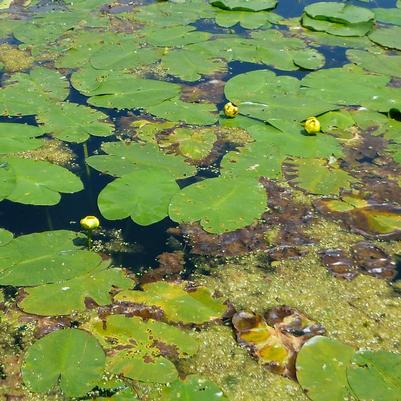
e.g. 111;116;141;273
1;0;401;400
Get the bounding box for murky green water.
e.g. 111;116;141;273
1;0;401;400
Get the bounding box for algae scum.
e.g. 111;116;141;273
1;0;401;400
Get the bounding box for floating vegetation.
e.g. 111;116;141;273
1;0;401;400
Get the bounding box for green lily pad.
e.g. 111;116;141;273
115;281;227;324
71;68;181;110
2;157;83;206
304;2;374;25
347;49;401;78
161;48;226;82
36;103;114;143
210;0;277;12
98;168;180;226
86;314;197;383
214;10;275;29
161;375;229;401
22;329;105;397
160;128;217;160
96;388;139;401
86;142;196;178
301;14;373;37
296;336;355;401
0;160;16;201
318;110;355;138
169;175;268;233
225;70;334;122
0;67;69;116
0;123;44;154
0;229;13;247
369;26;401;50
302;65;401;113
148;99;218;125
347;350;401;401
284;158;357;195
373;7;401;26
19;267;133;315
0;230;102;286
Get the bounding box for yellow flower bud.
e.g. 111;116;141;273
80;216;100;230
224;102;239;118
304;116;321;135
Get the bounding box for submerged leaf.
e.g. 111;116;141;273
115;281;226;324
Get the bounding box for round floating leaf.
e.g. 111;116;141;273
169;176;268;234
0;230;102;286
304;2;374;25
374;7;401;26
369;26;401;50
347;350;401;401
87;142;195;178
292;48;326;70
71;68;181;110
210;0;277;12
0;228;13;247
225;70;334;122
0;123;44;154
347;49;401;78
3;157;83;205
302;14;374;37
36;103;114;143
0;67;69;116
296;336;355;401
0;161;15;201
148;99;218;125
160;128;217;160
22;329;105;397
98;168;180;226
214;10;274;29
284;158;357;195
19;267;133;315
115;281;227;324
161;375;228;401
161;48;226;82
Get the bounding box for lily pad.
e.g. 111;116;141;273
0;123;44;154
115;281;227;324
347;350;401;401
296;336;355;401
36;103;114;143
22;329;105;397
98;168;180;226
214;10;276;29
2;157;83;206
169;175;268;234
0;230;102;286
0;228;13;247
0;67;69;116
147;99;218;125
210;0;277;12
369;26;401;50
19;267;133;315
86;142;195;178
160;375;228;401
161;48;226;82
0;160;16;201
86;314;198;383
225;70;334;122
160;128;217;160
284;158;357;195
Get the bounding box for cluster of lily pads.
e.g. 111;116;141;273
1;0;401;400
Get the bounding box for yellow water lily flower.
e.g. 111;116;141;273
224;102;239;118
80;216;100;230
304;116;321;135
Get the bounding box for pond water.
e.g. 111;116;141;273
1;0;401;400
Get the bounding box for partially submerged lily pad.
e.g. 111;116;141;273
115;281;227;324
